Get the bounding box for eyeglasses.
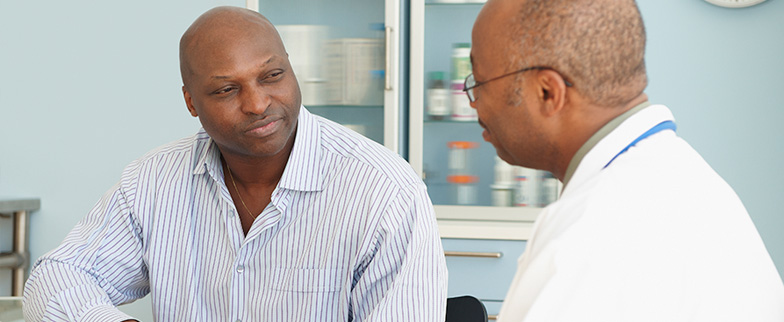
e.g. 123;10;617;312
463;66;573;103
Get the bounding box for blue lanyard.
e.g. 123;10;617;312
603;120;677;168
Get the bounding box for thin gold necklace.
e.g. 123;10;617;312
226;164;257;219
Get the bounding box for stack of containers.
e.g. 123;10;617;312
539;172;560;207
451;43;477;121
324;38;384;106
447;141;479;205
277;25;329;106
513;167;541;207
493;157;561;207
492;156;516;207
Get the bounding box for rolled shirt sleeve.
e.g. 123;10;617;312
24;184;148;322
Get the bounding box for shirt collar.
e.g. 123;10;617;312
191;105;324;192
192;129;221;177
277;106;323;192
562;101;651;189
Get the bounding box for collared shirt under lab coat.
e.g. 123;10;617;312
497;105;784;322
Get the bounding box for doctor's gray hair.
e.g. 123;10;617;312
511;0;647;108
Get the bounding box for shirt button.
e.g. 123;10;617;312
236;265;245;273
236;319;242;322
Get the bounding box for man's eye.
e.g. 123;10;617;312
266;71;284;80
213;87;236;95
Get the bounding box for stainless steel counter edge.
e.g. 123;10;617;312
0;198;41;214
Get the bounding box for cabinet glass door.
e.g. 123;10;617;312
410;0;560;212
258;0;402;153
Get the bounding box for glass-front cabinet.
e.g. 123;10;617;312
258;0;559;216
255;0;552;319
409;0;560;220
258;0;404;153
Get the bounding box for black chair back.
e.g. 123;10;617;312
446;295;488;322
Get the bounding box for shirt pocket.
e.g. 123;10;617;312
271;267;345;293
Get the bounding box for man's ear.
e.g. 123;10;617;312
537;70;568;117
183;86;198;117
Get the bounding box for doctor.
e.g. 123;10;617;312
466;0;784;321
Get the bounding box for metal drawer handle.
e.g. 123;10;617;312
0;252;26;269
488;314;498;320
444;251;502;258
384;26;394;90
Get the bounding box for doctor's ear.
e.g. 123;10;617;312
537;70;567;117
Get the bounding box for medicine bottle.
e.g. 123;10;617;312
447;141;479;205
451;43;477;121
427;71;450;120
539;172;559;207
513;166;540;207
491;156;516;207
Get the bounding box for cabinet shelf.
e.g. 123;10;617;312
435;205;540;222
426;0;485;5
306;104;383;109
424;119;480;124
306;105;385;144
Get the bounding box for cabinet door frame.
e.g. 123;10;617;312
409;0;426;177
384;0;402;154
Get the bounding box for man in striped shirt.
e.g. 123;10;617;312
23;6;447;321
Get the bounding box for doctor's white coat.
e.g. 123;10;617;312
497;105;784;322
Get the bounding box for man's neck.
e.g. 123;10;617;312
219;136;295;188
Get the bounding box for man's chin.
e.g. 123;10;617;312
492;147;518;166
497;154;516;166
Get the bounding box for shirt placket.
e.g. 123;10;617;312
230;233;251;322
228;191;286;322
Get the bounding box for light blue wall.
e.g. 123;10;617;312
0;0;244;319
638;0;784;280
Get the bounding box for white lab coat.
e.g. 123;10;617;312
497;105;784;322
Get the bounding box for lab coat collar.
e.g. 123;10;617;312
562;104;676;197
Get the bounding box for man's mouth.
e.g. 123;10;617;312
245;117;282;138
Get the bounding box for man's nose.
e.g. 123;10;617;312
240;84;271;115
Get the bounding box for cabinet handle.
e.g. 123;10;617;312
488;314;498;320
384;26;394;91
444;251;502;258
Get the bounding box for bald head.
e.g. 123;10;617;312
179;6;285;88
481;0;647;108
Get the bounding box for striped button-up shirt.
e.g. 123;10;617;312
24;107;448;321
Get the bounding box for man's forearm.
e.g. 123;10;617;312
24;260;139;322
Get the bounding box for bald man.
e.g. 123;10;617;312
466;0;784;321
24;6;446;321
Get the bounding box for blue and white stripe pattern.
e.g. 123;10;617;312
24;106;448;321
